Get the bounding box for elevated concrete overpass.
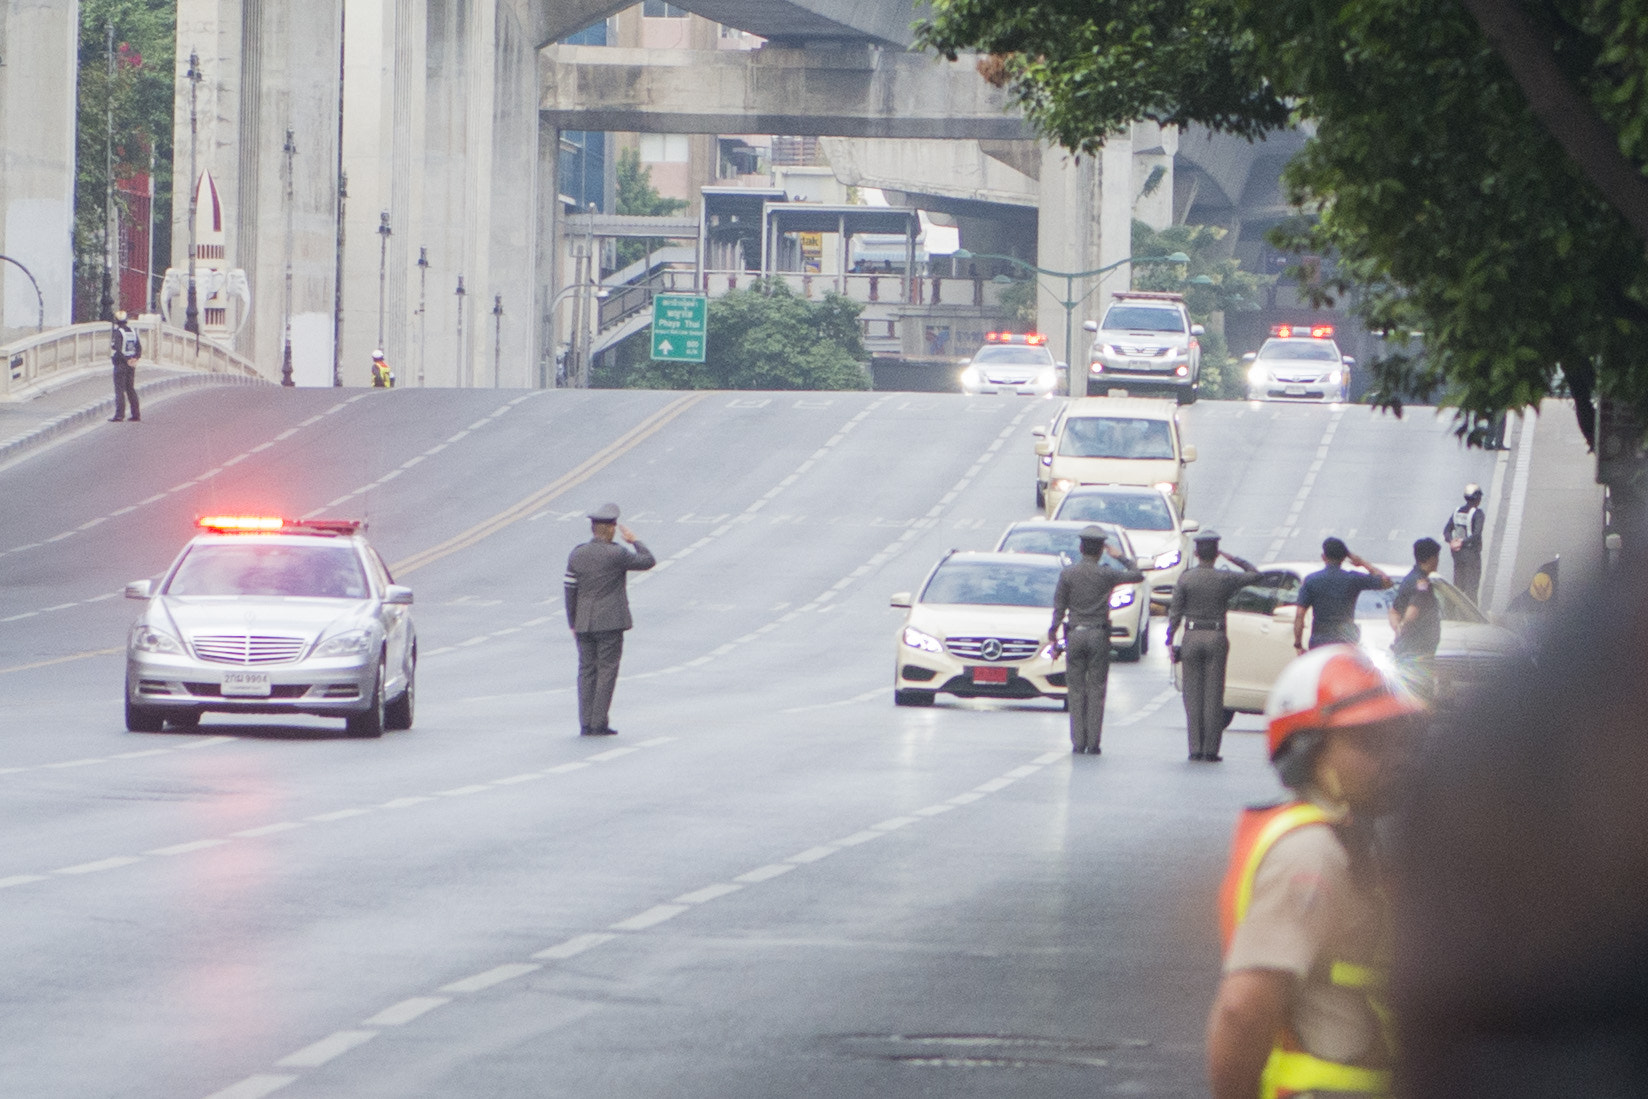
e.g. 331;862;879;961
536;0;928;48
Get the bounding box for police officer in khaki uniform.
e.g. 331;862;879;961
1050;525;1146;755
563;503;655;736
1166;531;1263;761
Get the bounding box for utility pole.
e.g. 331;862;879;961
376;210;391;347
281;127;296;387
454;275;467;387
184;49;202;335
492;294;504;387
416;247;429;387
332;171;347;386
102;20;115;321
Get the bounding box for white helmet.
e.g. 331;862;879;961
1264;645;1420;759
371;349;385;360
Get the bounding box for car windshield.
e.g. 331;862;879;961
1103;305;1184;333
1057;417;1175;460
997;528;1130;570
1260;340;1338;362
1054;492;1175;531
974;346;1050;365
921;560;1062;607
166;542;371;598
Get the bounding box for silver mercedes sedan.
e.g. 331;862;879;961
124;517;416;737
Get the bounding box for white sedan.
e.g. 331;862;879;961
1050;484;1199;606
1197;562;1522;717
991;519;1152;661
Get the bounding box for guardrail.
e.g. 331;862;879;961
1;320;263;401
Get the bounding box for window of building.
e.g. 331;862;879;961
642;1;688;16
639;134;690;164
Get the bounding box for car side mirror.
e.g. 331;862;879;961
890;592;911;609
1082;319;1098;332
1342;355;1356;366
1241;352;1257;363
1031;426;1046;438
1034;439;1052;457
1055;361;1067;370
1135;556;1153;571
385;585;414;606
1182;519;1200;533
1181;444;1197;463
1190;323;1206;336
125;579;153;600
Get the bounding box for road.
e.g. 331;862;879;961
0;388;1518;1098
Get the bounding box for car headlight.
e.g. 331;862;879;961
1153;481;1176;494
1328;369;1343;384
1035;369;1055;387
130;625;183;655
1248;364;1266;385
1050;478;1075;493
1109;587;1135;610
902;626;944;654
1153;549;1181;570
1040;641;1061;660
960;367;981;385
314;629;374;658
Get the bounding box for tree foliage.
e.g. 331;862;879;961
74;0;175;319
613;147;689;271
1132;219;1269;399
625;280;871;391
918;0;1648;442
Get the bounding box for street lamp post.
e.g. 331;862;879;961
280;127;296;387
953;248;1191;398
184;49;202;336
415;248;428;387
376;210;391;347
332;170;346;386
545;281;609;389
492;293;503;388
0;255;45;332
454;275;467;387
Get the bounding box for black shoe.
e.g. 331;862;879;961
578;726;593;736
1205;754;1223;762
588;727;618;736
108;416;124;422
1087;746;1101;755
129;415;140;422
1190;752;1205;761
1072;745;1084;754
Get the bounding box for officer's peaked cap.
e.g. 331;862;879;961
1192;529;1221;544
1078;525;1108;543
587;502;621;522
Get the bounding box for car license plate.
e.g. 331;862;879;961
971;666;1009;685
1285;385;1307;396
222;671;271;697
1128;360;1154;370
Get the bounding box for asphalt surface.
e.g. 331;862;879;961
0;388;1537;1098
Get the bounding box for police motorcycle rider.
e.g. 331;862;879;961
1207;646;1421;1099
370;349;395;388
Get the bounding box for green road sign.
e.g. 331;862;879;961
650;293;708;363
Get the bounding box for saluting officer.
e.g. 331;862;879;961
1166;531;1263;762
563;503;655;737
1050;525;1146;755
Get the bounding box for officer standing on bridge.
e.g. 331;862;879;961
1049;525;1145;755
108;310;141;422
1167;531;1263;762
1207;646;1419;1099
564;503;655;737
1443;484;1486;603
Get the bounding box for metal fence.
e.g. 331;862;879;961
1;320;262;400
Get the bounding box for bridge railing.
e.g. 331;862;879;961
1;320;263;401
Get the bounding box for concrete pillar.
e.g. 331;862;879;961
1035;143;1098;373
1131;121;1176;231
0;1;78;338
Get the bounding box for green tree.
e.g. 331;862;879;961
74;0;175;320
917;1;1648;445
614;147;689;271
624;279;871;391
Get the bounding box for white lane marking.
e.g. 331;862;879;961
1032;751;1067;765
673;883;743;905
202;1075;298;1099
380;796;434;809
834;830;884;847
0;874;47;888
1003;766;1040;780
274;1030;379;1068
533;933;616;960
491;773;545;786
610;904;690;931
307;808;372;822
974;777;1015;793
733;863;796;883
871;816;919;831
1266;407;1345;560
44;758;104;769
786;845;839;864
1486;409;1538;612
232;822;305;838
435;785;491;797
146;839;229;856
53;856;143;875
440;963;541;994
913;804;957;817
363;997;450;1026
544;762;589;775
948;792;986;805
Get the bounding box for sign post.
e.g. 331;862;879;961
650;293;707;363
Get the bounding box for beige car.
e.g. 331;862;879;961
1033;396;1195;516
891;551;1066;708
1190;562;1524;718
992;519;1153;661
1050;484;1200;607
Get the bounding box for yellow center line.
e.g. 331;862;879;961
0;647;123;676
391;393;708;576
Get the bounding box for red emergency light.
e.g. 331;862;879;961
1271;323;1336;339
986;331;1049;345
198;515;285;532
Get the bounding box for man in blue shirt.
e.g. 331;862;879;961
1292;537;1392;653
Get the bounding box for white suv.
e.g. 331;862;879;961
1083;291;1203;404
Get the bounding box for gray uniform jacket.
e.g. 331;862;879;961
1051;559;1146;635
1167;562;1263;642
564;538;656;632
1444;506;1485;552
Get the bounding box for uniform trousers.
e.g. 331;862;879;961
1452;549;1482;604
575;629;624;732
111;362;140;420
1064;627;1111;752
1180;629;1230;758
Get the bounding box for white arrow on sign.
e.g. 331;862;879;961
658;339;674;354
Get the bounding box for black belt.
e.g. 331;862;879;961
1069;623;1108;631
1185;620;1225;631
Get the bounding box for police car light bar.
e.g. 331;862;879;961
986;331;1049;344
198;515;285;532
196;516;365;535
1271;323;1336;339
